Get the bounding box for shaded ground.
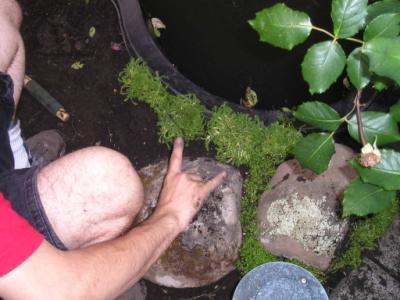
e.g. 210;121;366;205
17;0;239;299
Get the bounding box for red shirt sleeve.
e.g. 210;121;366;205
0;192;44;277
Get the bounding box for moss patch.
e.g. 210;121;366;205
330;199;399;272
119;58;398;281
119;59;206;146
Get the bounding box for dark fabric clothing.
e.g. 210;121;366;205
0;72;15;173
0;73;67;250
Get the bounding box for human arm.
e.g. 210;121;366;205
0;138;226;299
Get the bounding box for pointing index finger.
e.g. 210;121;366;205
168;137;184;174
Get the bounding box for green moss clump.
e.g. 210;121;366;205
119;59;206;145
330;199;399;272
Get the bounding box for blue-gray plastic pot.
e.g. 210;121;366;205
232;262;328;300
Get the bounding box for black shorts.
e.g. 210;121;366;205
0;72;66;250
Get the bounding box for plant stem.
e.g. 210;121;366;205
312;26;335;39
355;90;367;146
345;37;364;45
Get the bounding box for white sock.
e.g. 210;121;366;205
8;119;30;169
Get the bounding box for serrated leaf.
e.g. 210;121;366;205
348;112;400;145
301;41;346;94
248;3;312;50
363;37;400;85
294;133;335;174
364;13;400;41
346;47;371;89
390;100;400;122
89;26;96;38
332;0;368;38
343;178;396;217
293;101;342;131
350;150;400;190
366;0;400;24
71;61;84;70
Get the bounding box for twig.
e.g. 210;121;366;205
355;90;367;146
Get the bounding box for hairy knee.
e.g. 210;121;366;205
81;146;144;214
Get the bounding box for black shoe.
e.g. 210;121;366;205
25;130;66;167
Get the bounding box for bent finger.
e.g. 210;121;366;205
168;137;184;175
201;171;226;197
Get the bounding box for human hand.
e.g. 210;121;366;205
154;137;226;232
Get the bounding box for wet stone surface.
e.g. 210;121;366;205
137;157;243;288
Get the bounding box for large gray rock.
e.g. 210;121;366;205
137;157;243;288
257;144;356;270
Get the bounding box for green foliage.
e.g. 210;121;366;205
350;150;400;190
293;101;342;131
248;3;312;50
119;59;206;145
302;41;346;94
250;0;400;94
363;37;400;85
390;100;400;122
293;133;335;174
347;47;371;89
366;0;400;23
342;178;396;217
347;112;400;145
330;199;398;271
332;0;368;38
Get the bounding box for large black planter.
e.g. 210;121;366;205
111;0;376;126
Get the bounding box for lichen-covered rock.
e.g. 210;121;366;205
137;157;243;288
257;144;356;270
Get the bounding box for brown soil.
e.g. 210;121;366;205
17;0;239;299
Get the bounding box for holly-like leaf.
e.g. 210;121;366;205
293;133;335;174
248;3;312;50
364;13;400;41
363;37;400;85
350;150;400;190
343;178;396;217
366;0;400;24
293;101;342;131
348;112;400;145
390;100;400;122
346;47;371;89
332;0;368;38
301;41;346;94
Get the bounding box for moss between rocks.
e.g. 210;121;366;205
119;58;398;281
330;199;399;272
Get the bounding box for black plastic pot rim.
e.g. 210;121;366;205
111;0;375;126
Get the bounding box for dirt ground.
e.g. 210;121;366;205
17;0;240;299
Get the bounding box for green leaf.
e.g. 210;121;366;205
348;112;400;145
364;13;400;41
89;26;96;38
248;3;312;50
350;150;400;190
343;178;396;217
363;37;400;85
372;75;394;91
293;101;342;131
346;47;371;89
332;0;368;38
301;41;346;94
390;100;400;122
366;0;400;24
293;133;335;174
71;61;84;70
